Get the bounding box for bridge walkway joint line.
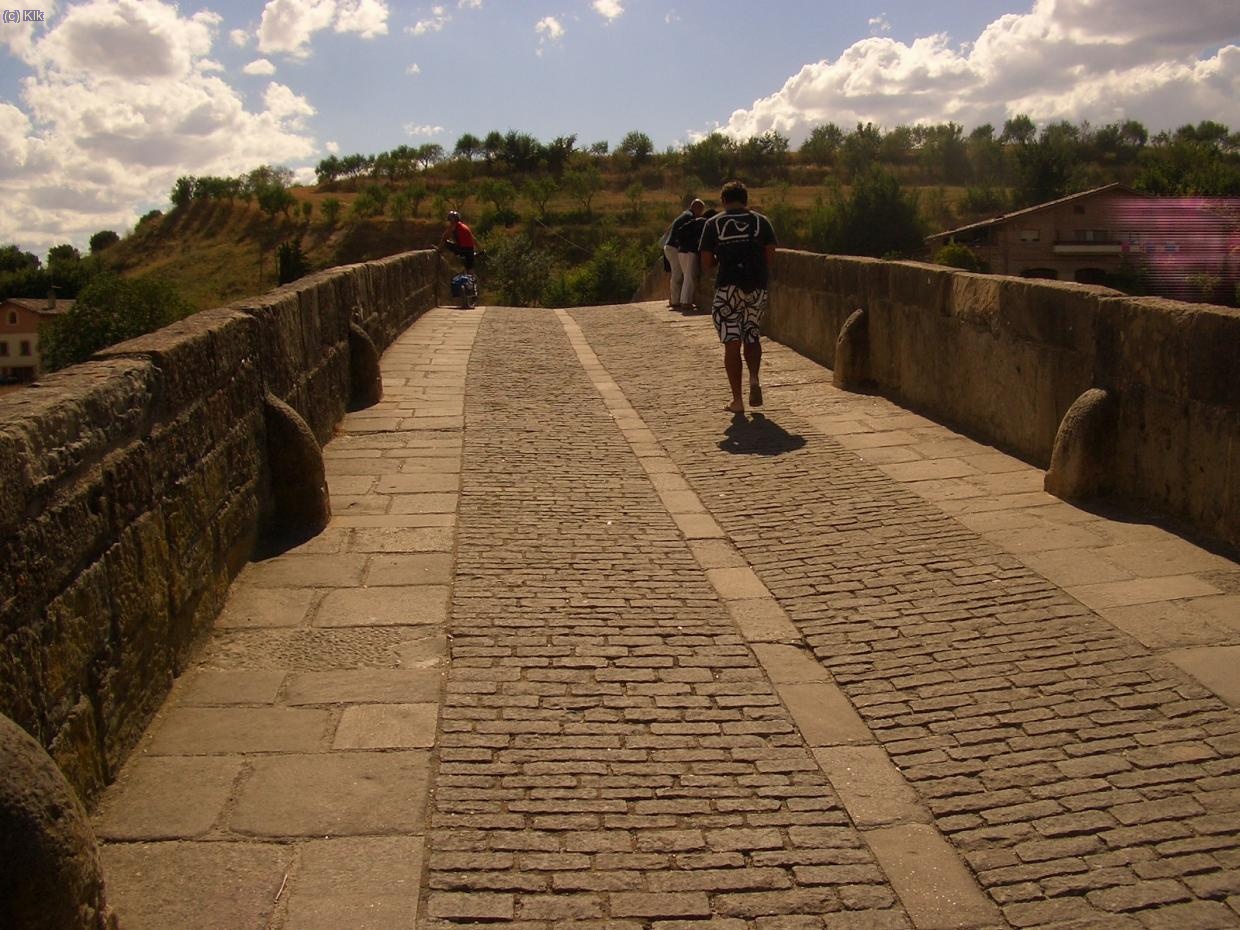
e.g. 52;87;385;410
89;300;1240;930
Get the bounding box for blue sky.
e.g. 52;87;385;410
1;0;1237;251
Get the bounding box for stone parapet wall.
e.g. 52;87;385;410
765;249;1240;553
0;251;438;805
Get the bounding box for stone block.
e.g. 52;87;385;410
284;837;423;930
333;703;439;749
101;841;290;930
229;751;431;836
146;706;329;755
94;756;241;839
313;586;449;627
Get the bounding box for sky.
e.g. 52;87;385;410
1;0;1238;254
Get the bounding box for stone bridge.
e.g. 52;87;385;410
2;251;1239;930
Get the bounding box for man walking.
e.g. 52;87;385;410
699;180;777;413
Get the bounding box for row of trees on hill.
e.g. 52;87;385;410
0;233;121;301
306;118;1240;207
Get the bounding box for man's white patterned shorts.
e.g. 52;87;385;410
711;286;768;344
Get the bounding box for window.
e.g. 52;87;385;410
1021;268;1059;280
1018;229;1040;242
0;342;8;356
6;311;15;325
20;340;31;356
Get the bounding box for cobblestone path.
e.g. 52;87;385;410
571;303;1240;930
92;302;1239;930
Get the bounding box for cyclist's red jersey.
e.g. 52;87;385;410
453;222;476;249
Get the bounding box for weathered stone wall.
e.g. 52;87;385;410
764;250;1240;553
0;251;437;805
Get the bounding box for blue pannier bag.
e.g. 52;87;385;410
451;273;473;296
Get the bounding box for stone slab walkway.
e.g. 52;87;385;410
93;301;1240;930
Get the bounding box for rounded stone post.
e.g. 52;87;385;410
264;394;331;545
348;320;383;410
1045;388;1115;500
0;714;119;930
833;308;870;390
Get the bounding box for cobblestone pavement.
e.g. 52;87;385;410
92;302;1240;930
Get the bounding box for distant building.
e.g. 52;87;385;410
0;295;74;382
928;184;1240;304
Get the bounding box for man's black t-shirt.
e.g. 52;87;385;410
699;208;777;290
668;210;695;250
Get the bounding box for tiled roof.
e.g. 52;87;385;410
926;183;1150;242
1;297;76;316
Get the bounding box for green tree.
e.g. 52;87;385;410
522;177;558;219
315;154;342;185
171;175;195;208
841;123;882;179
321;197;342;226
40;274;191;371
277;240;310;284
919;123;970;183
806;168;924;258
624;181;645;220
453;132;483;161
0;244;39;273
544;135;577;175
1000;114;1037;145
618;130;654;165
800;123;844;165
563;164;603;216
477;177;519;224
407;180;430;218
488;234;552;306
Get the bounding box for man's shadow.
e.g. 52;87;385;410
718;412;807;456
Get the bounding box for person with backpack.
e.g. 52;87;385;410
699;180;777;413
664;199;705;310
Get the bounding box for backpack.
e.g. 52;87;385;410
713;212;763;290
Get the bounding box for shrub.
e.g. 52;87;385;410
933;241;984;272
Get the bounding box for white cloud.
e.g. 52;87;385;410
0;103;33;172
243;58;277;75
868;13;891;36
325;140;340;153
263;82;316;127
229;27;250;47
1;0;58;57
405;123;445;136
458;0;482;8
665;10;680;25
406;62;421;74
2;0;318;252
535;15;564;54
593;0;624;22
257;0;389;57
717;0;1240;142
408;5;449;36
334;0;389;38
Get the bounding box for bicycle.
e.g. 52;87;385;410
440;246;483;309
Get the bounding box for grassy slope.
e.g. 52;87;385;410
105;174;993;311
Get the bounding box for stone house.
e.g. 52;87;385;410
928;183;1240;303
0;295;73;382
927;183;1151;285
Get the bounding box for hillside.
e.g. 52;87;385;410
106;197;446;311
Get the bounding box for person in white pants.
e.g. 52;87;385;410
663;235;683;309
664;199;704;309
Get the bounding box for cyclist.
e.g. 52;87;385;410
440;211;477;271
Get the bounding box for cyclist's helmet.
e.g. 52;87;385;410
447;210;460;222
